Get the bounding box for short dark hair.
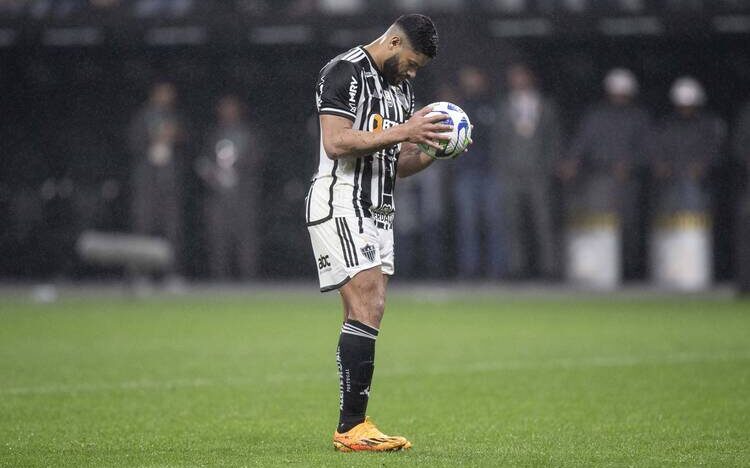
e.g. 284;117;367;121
394;14;438;59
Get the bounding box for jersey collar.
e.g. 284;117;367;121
359;45;386;83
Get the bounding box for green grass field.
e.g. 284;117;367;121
1;291;749;467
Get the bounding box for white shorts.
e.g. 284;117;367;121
308;216;394;292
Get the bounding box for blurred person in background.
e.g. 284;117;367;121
648;77;726;288
394;144;447;278
394;85;453;279
562;68;651;279
451;66;503;279
195;95;264;280
650;77;725;218
732;98;750;291
129;81;187;280
492;63;560;279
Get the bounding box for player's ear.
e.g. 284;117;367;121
388;34;402;50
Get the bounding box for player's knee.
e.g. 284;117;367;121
362;281;385;310
341;267;386;323
349;290;384;325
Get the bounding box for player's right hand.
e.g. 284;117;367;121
401;105;453;150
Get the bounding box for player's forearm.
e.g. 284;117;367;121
397;143;433;178
325;126;407;160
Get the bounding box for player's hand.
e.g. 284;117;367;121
401;105;453;150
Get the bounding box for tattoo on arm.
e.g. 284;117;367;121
398;143;433;178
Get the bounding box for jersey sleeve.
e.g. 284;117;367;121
315;60;362;122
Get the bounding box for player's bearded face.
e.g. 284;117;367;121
382;53;404;86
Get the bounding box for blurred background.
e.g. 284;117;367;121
2;0;750;292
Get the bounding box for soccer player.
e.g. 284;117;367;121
305;14;467;452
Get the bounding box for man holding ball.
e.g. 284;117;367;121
305;14;471;452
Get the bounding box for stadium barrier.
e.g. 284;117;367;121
564;213;621;289
650;211;712;291
76;231;174;273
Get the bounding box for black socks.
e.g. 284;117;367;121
336;319;379;433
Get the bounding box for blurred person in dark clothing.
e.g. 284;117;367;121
648;77;726;288
562;68;651;278
129;81;187;276
393;160;447;277
395;84;452;279
492;63;561;278
650;77;726;217
195;95;264;279
452;66;502;278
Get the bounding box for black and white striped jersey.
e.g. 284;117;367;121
305;46;416;231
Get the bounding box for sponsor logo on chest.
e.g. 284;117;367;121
368;113;400;132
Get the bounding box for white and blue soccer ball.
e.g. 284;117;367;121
417;101;472;160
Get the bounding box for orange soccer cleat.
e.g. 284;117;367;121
332;416;412;452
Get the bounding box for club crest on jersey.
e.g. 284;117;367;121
368;113;399;133
361;244;376;262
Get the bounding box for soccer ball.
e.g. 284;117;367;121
417;101;472;160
